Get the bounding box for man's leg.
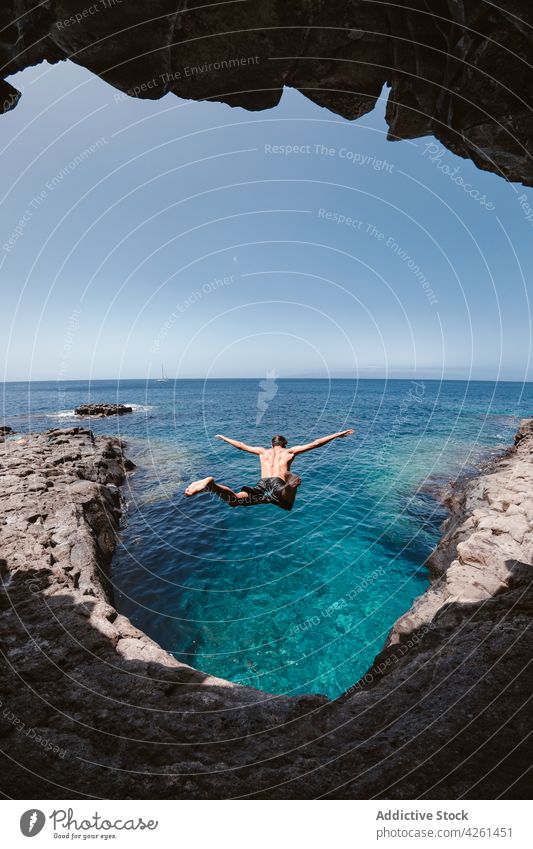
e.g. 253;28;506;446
278;473;302;510
185;476;251;507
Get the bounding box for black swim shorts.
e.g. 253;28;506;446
240;477;289;509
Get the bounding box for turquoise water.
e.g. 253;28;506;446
2;378;532;697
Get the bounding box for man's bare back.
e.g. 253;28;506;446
258;445;295;479
185;429;354;511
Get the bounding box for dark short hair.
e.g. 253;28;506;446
272;435;287;447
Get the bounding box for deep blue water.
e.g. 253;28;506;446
2;378;532;697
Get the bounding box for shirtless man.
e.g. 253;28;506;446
184;429;354;511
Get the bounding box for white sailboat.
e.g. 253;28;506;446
156;364;169;383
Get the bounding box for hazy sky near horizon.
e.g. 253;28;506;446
1;60;532;382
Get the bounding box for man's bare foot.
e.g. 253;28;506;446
185;476;214;497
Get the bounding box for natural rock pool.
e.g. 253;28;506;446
4;377;532;697
106;378;532;696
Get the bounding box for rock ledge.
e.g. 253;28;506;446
0;423;531;799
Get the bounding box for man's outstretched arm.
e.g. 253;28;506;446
289;429;354;455
215;434;264;455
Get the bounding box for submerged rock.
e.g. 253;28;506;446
74;403;133;417
0;423;531;799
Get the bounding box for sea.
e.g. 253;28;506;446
2;378;532;697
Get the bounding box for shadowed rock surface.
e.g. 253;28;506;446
74;404;133;418
1;2;532;184
0;422;531;798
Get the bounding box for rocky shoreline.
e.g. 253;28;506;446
0;423;531;798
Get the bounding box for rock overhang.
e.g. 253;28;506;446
1;1;532;185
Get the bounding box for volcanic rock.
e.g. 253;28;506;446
0;423;531;799
0;2;532;184
74;404;133;417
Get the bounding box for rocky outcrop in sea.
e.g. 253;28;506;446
74;404;133;417
0;422;531;798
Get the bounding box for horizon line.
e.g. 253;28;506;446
2;376;533;385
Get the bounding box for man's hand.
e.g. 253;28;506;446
338;429;354;438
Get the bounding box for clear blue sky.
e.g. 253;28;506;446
1;59;532;381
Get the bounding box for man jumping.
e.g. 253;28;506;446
184;429;354;511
